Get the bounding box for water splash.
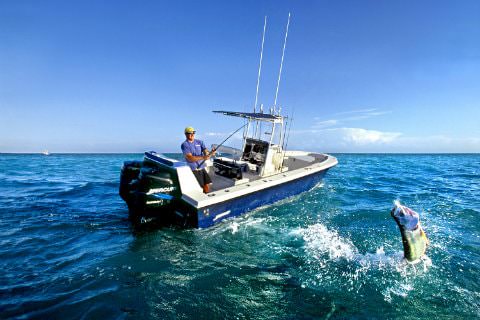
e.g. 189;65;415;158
229;222;239;234
295;223;433;301
295;223;357;261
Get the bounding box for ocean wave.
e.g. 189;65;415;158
1;153;479;319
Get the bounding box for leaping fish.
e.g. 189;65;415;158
391;201;429;264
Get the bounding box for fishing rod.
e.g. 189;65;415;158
197;123;247;168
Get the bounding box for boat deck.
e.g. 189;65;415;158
181;152;336;208
209;152;330;190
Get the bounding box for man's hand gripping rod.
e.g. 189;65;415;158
196;123;247;169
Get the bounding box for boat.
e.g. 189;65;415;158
119;118;337;228
42;150;50;156
119;14;338;228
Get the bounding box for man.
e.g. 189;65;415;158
181;126;215;193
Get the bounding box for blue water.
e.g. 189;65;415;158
1;153;479;319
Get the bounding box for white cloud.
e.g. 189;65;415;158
333;108;378;115
206;108;480;153
296;108;400;148
311;108;391;129
204;132;225;137
288;127;480;153
204;131;243;139
311;119;338;129
288;126;402;153
333;108;391;120
338;128;402;145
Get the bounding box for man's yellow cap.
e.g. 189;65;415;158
184;126;195;134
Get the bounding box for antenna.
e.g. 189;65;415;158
273;12;291;113
254;16;267;113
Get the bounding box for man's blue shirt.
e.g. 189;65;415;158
181;139;207;170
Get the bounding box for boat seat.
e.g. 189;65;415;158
213;157;248;180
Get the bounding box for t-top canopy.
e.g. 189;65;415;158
213;110;284;123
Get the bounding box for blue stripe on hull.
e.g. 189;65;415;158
197;169;329;228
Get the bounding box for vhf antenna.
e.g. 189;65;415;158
273;12;291;114
254;16;267;114
253;17;267;139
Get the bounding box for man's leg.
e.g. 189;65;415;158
202;169;212;194
203;184;210;193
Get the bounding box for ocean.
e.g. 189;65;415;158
0;153;479;319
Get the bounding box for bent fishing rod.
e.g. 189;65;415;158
197;123;247;169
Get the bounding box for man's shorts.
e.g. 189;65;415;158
192;168;212;187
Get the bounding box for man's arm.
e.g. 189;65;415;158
185;152;210;163
202;149;216;157
200;140;216;157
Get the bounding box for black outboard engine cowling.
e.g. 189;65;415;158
120;151;201;227
119;160;142;203
119;155;183;222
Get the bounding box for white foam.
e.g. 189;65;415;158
229;222;239;234
297;223;357;261
383;282;414;303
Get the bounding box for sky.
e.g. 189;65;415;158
1;0;479;153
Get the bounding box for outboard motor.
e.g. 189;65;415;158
119;160;142;204
119;152;189;225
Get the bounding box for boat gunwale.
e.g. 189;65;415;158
181;153;337;208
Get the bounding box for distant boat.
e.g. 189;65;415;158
42;150;50;156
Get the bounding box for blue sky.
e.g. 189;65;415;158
1;0;479;153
